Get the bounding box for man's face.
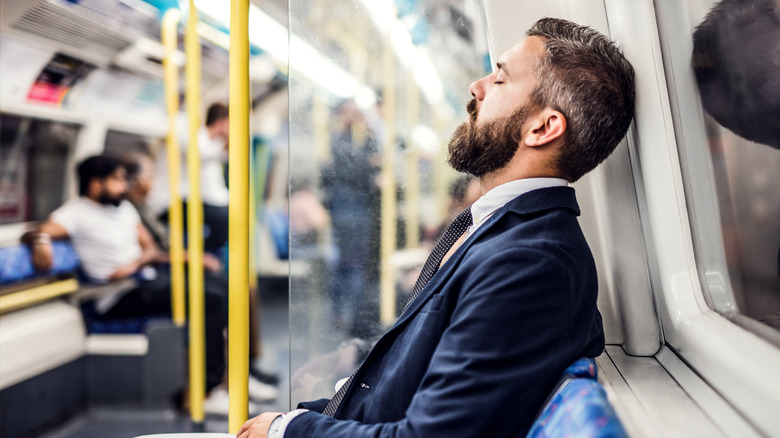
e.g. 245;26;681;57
447;37;544;176
468;37;543;124
215;117;230;144
96;168;128;207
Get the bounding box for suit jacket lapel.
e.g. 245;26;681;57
391;207;503;328
390;186;579;329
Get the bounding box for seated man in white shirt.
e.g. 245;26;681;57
23;155;275;415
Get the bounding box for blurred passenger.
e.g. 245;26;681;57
125;153;280;393
22;155;275;417
423;175;481;244
149;103;231;253
692;0;780;327
240;17;635;438
320;99;381;335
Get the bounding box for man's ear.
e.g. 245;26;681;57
524;109;566;148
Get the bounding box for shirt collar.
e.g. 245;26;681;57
469;177;569;231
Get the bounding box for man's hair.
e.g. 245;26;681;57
527;18;636;182
77;155;124;196
692;0;780;149
205;103;229;127
124;159;142;183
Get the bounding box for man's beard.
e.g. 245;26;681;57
447;99;532;177
97;190;125;207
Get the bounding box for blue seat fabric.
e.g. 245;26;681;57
0;242;79;285
0;242;163;334
526;358;628;438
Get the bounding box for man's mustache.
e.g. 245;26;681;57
467;99;478;122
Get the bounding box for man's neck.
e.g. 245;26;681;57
478;150;562;194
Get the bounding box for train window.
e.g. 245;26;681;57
287;0;488;405
103;129;163;158
656;0;780;341
0;114;79;225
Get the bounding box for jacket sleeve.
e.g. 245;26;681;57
285;247;574;438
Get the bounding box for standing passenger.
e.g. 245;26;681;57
240;17;636;438
149;103;231;253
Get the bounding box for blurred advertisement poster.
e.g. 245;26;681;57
0;34;54;102
27;53;95;105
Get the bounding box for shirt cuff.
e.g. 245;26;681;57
274;409;309;438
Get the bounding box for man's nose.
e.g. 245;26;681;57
469;76;488;101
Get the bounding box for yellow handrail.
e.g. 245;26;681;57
405;75;421;250
0;279;79;315
380;33;398;325
185;0;206;425
161;9;186;327
228;0;251;431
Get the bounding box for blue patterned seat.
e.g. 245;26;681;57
527;358;628;438
0;242;80;285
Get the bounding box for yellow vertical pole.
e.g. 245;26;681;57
161;9;186;326
228;0;250;431
185;0;206;425
380;35;397;325
434;113;450;223
405;76;420;249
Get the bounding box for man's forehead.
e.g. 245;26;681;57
496;36;545;71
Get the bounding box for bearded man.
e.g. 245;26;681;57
22;155;237;414
241;17;636;438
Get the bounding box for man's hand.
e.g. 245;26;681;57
22;231;54;271
237;412;283;438
109;262;138;281
31;241;54;271
203;252;223;273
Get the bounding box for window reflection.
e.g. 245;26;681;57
690;0;780;329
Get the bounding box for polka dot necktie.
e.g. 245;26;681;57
322;206;473;417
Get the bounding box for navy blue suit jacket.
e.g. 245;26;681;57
288;186;605;437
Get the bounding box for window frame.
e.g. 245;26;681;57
606;0;780;433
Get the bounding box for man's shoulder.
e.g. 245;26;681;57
52;197;89;216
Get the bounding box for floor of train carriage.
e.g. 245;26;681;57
39;276;291;438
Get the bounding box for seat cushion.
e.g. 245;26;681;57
527;378;627;438
0;242;79;285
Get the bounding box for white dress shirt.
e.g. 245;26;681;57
467;177;569;237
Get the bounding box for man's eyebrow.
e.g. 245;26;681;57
496;62;510;77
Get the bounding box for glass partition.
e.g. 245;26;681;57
288;0;489;406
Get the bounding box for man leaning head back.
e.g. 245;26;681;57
448;17;636;187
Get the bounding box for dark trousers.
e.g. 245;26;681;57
101;269;228;392
161;202;229;253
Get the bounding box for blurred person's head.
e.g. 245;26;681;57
334;99;363;132
693;0;780;149
206;102;230;141
124;153;155;204
448;175;481;215
448;17;636;183
77;155;128;207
